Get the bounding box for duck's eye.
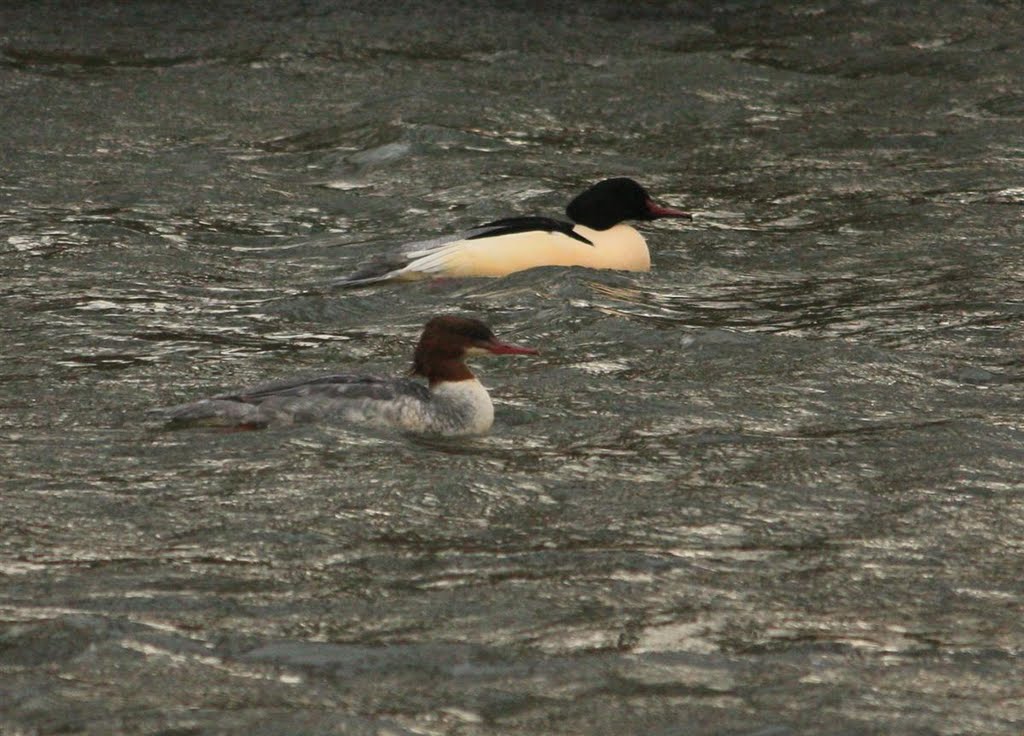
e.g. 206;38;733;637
459;324;494;342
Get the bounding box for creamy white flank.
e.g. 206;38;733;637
396;224;650;279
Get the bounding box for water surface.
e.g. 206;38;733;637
2;2;1023;734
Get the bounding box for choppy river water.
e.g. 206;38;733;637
2;2;1023;734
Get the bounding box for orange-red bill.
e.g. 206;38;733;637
486;340;540;356
645;199;692;219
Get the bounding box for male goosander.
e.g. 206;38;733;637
153;316;538;436
334;177;691;286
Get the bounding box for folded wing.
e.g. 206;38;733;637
153;375;431;427
334;216;588;287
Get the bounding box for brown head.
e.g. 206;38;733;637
412;316;539;385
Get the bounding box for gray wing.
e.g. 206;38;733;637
218;374;403;401
153;374;431;427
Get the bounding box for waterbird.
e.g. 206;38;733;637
153;316;538;436
334;177;691;286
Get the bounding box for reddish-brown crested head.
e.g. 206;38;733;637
412;316;538;385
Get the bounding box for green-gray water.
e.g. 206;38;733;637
3;2;1023;734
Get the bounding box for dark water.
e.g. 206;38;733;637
3;1;1024;734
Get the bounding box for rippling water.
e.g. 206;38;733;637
3;2;1024;734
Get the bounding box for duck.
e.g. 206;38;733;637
334;177;691;286
152;316;538;436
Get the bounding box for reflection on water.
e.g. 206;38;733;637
3;1;1024;734
585;265;1009;348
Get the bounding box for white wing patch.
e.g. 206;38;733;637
397;240;472;276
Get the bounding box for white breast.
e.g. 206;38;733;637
428;379;494;435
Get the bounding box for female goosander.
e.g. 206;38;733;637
154;316;538;436
334;177;691;286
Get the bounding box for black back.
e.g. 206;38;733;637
468;216;593;246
